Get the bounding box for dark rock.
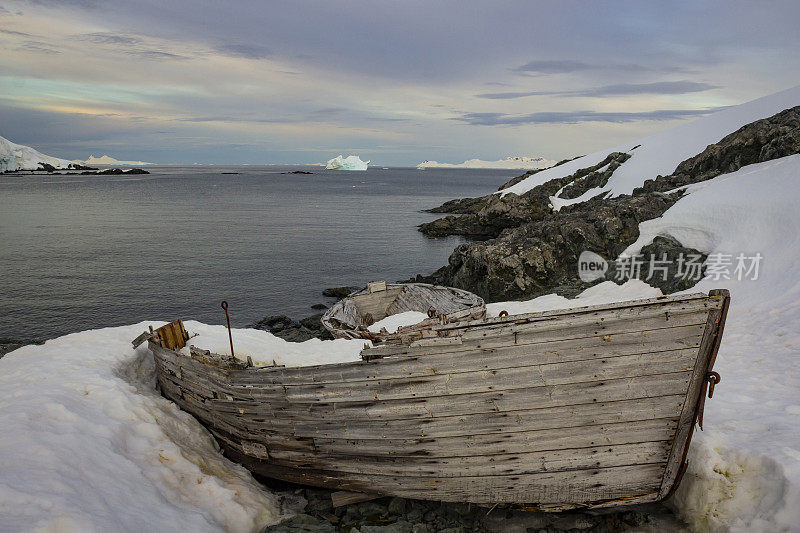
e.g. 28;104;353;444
496;156;580;191
283;170;314;175
419;153;628;241
37;162;56;172
67;163;98;170
614;236;708;294
311;303;328;310
260;513;336;532
323;287;356;298
248;314;333;342
124;168;149;174
0;337;45;358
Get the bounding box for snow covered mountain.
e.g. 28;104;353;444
0;135;74;172
417;155;556;169
78;154;152;166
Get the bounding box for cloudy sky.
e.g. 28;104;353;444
1;1;799;165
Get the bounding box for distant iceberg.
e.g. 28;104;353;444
325;155;369;171
77;154;152;166
417;156;555;170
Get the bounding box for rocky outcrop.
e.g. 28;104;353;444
248;313;333;342
636;105;800;194
417;106;800;303
418;152;630;240
421;191;679;301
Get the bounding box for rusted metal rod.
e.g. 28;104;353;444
221;300;234;357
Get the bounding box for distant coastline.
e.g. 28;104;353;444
417;156;556;170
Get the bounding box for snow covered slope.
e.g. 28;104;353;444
417;156;556;169
325;154;369;170
0;135;74;172
501;85;800;204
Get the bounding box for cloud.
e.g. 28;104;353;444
77;32;142;46
73;32;190;60
514;59;595;74
215;43;271;59
454;107;726;126
0;29;30;36
19;40;60;54
478;80;718;99
513;60;690;76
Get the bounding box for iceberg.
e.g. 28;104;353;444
325;154;369;171
0;135;75;172
78;154;152;166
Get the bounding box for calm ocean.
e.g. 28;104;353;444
0;165;513;338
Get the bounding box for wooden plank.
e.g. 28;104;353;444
435;292;713;333
216;347;699;406
268;417;679;458
268;440;672;478
221;445;665;505
231;394;687;440
233;322;706;386
365;302;712;359
206;371;693;422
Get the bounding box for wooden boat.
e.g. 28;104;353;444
136;288;730;511
321;281;486;342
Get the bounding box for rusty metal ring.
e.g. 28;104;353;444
706;371;721;398
499;310;509;317
427;307;437;318
221;300;228;310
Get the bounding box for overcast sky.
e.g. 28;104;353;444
1;1;799;165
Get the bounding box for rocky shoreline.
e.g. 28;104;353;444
262;487;673;533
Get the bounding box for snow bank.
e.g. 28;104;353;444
0;135;74;172
0;322;337;532
368;310;429;333
417;156;556;170
325;154;369;170
501;85;800;201
620;155;800;531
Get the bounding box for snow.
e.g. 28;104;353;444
417;156;556;170
500;85;800;201
0;322;314;532
79;154;153;166
325;154;369;170
178;322;364;367
367;311;429;333
0;135;74;172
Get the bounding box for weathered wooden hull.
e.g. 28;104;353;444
148;290;729;510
